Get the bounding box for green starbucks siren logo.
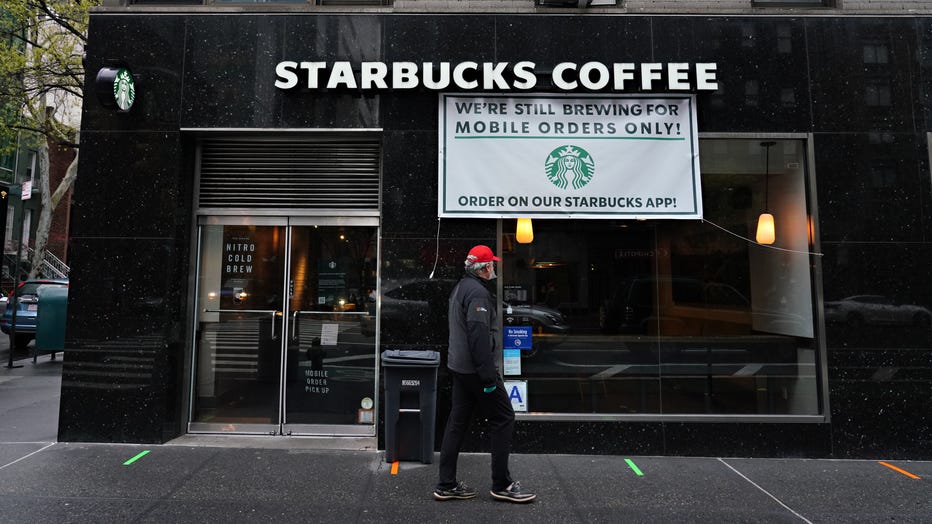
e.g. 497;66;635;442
544;145;595;190
113;68;135;111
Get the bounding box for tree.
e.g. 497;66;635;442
0;0;96;278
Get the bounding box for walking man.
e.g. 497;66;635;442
433;245;536;504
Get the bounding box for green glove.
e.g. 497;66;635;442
483;385;496;394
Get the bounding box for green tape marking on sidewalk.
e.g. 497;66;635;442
625;458;644;476
123;450;150;466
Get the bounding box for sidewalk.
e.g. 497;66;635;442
0;441;929;523
0;357;929;523
0;352;61;444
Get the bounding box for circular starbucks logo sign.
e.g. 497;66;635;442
113;68;136;111
544;145;595;190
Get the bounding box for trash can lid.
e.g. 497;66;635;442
380;349;440;366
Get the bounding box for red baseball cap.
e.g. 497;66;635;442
466;245;500;264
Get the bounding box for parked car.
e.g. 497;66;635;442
824;295;932;329
0;279;69;350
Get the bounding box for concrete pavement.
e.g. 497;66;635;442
0;349;60;444
0;355;929;523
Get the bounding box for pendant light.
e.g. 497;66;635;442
756;213;775;245
516;218;534;243
756;141;776;245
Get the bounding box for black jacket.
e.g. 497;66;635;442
446;273;499;386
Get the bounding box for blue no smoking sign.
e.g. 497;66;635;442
504;326;532;350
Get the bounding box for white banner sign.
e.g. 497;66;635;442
438;93;702;219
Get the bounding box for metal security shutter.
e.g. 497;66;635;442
198;135;380;211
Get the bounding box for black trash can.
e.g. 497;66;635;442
381;349;441;464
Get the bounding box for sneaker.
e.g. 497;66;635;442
490;481;536;503
433;481;478;501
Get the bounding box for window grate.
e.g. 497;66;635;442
198;135;381;210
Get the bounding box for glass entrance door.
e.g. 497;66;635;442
190;216;378;436
283;220;378;435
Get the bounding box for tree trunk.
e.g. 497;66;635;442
27;138;52;279
51;147;78;209
26;140;79;280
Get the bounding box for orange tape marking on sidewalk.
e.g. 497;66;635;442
391;461;399;475
878;461;921;480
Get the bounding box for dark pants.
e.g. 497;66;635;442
437;371;515;491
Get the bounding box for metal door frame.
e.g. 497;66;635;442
187;215;380;437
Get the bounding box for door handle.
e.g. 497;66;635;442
203;309;281;338
272;311;282;339
292;310;300;340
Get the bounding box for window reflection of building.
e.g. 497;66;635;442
776;24;792;54
780;88;796;108
862;40;889;64
744;80;760;107
740;23;756;48
861;34;894;109
861;132;900;228
864;81;892;107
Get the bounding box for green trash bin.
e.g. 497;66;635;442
36;285;68;358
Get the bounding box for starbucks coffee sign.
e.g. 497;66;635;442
275;61;719;92
112;69;136;111
95;66;136;112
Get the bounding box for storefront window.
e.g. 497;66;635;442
500;138;820;417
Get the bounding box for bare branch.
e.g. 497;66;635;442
5;122;47;135
31;0;89;43
6;31;43;49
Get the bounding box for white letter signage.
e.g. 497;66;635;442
273;61;719;92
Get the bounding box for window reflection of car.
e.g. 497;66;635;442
600;276;749;334
212;278;281;309
824;295;932;329
360;280;572;346
360;279;457;341
503;301;570;358
503;302;569;334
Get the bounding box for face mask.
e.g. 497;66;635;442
486;263;497;280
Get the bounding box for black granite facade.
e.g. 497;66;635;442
60;13;932;459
